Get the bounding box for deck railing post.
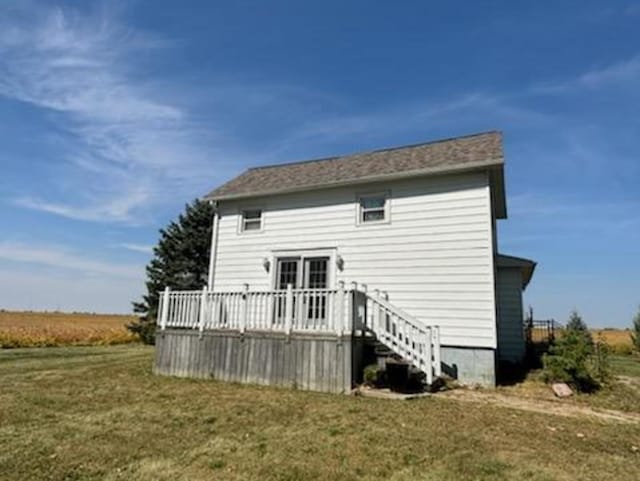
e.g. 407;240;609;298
240;283;249;334
336;281;345;335
284;283;293;334
348;282;357;335
160;286;170;330
382;291;389;333
373;289;381;333
359;283;367;333
432;326;442;377
425;327;433;385
198;286;207;336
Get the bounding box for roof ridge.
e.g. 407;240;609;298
247;130;501;172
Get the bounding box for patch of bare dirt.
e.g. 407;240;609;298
618;376;640;392
439;388;640;424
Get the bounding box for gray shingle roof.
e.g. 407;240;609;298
205;131;504;201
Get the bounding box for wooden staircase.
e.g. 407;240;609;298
360;290;442;386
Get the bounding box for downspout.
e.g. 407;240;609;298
207;201;220;290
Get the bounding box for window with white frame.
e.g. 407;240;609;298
241;209;262;231
358;192;388;224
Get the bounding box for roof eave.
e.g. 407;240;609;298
203;157;505;202
497;254;537;289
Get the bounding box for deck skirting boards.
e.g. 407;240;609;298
154;329;362;393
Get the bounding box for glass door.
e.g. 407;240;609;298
274;255;330;328
276;258;301;289
303;257;329;328
274;258;300;325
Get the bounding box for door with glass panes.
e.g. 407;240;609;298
274;256;329;328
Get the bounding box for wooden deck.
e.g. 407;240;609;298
154;329;364;393
153;284;441;392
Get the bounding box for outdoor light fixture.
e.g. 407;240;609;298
336;254;344;271
262;257;271;272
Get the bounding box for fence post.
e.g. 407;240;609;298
198;286;207;336
284;283;293;335
160;286;170;330
240;283;249;334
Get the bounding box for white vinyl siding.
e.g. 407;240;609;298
496;267;526;362
213;172;497;349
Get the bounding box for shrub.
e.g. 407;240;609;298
363;364;384;387
566;310;592;345
542;311;610;392
543;329;595;391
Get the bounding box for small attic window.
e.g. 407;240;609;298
358;192;389;224
241;209;262;232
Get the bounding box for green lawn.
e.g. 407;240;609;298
1;346;639;481
611;354;640;377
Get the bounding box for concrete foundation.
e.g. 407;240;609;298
440;346;496;387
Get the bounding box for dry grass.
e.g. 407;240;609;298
592;329;634;355
0;310;138;347
0;345;639;481
494;356;640;415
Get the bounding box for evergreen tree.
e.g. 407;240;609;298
543;309;610;392
543;328;596;390
566;309;588;331
129;199;214;344
565;309;593;346
631;306;640;353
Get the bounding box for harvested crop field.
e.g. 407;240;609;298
0;310;138;347
592;329;634;355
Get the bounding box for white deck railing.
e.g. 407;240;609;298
158;283;356;335
157;282;442;383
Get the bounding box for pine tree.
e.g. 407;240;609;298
565;309;593;346
631;306;640;353
566;309;588;331
542;309;609;392
128;199;215;344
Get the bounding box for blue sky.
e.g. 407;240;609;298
0;1;638;327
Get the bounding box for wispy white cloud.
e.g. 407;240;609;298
531;54;640;93
578;55;640;88
625;5;640;17
116;243;154;254
276;92;551;155
0;4;217;223
14;188;151;223
0;241;142;279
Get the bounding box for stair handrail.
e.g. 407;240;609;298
361;289;442;384
366;292;426;332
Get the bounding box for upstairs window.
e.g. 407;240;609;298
241;209;262;232
358;192;389;224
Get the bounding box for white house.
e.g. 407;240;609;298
154;131;535;389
